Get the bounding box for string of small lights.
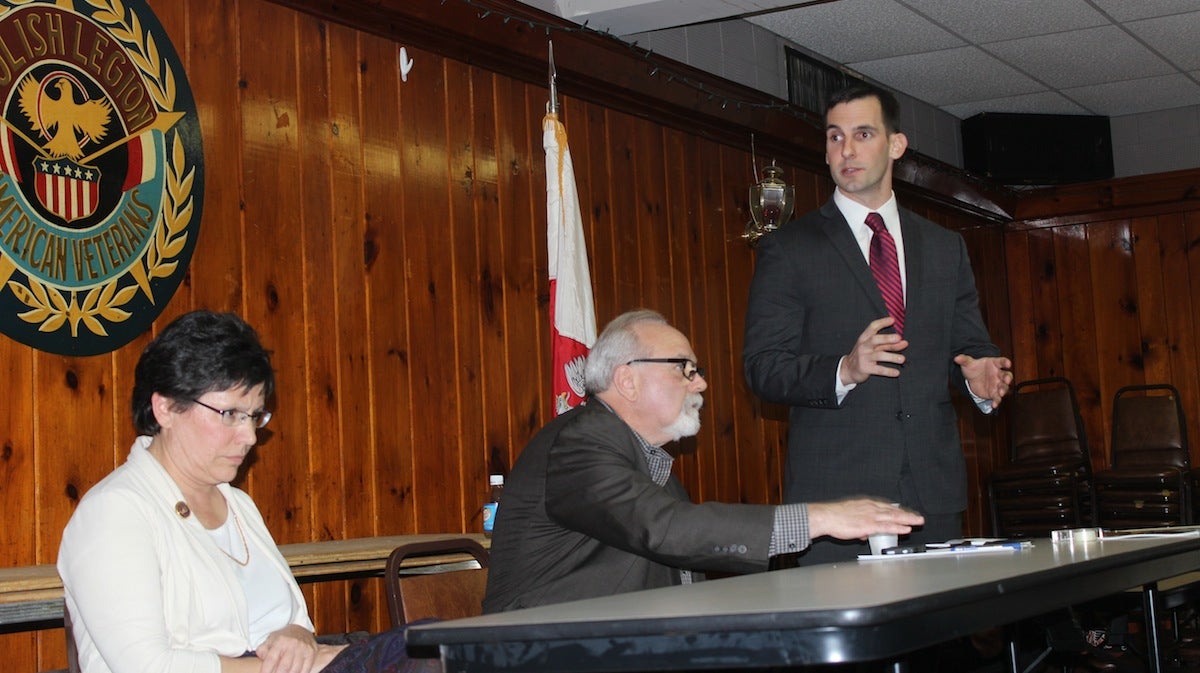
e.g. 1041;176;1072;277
445;0;812;122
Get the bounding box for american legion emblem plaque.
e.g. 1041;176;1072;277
0;0;202;356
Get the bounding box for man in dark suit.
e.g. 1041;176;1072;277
483;309;923;613
742;84;1013;565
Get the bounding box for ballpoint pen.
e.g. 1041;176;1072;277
946;540;1032;552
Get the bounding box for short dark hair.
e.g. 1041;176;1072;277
131;311;274;435
825;83;901;134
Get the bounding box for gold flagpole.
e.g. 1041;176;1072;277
547;39;558;115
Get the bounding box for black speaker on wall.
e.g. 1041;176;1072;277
961;112;1113;185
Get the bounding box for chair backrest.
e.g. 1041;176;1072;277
1008;377;1090;468
1110;384;1189;470
385;538;490;627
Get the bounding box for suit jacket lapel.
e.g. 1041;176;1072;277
898;209;923;325
819;199;888;317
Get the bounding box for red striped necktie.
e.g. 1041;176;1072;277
865;212;904;336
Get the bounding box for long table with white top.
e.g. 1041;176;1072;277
408;534;1200;673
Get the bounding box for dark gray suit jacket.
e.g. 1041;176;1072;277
482;402;775;613
743;199;999;514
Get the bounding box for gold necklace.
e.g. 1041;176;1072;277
218;509;250;566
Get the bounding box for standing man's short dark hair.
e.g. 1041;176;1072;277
825;83;901;133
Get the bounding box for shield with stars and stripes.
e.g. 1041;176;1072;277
32;158;102;223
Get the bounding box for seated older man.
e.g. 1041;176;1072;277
483;309;922;613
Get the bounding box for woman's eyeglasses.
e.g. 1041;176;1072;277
191;399;272;428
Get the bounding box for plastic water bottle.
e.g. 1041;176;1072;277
482;474;504;536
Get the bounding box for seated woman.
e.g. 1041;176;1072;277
59;311;401;673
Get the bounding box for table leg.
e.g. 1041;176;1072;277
1143;582;1163;673
1005;627;1020;673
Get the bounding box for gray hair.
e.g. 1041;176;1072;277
583;309;668;395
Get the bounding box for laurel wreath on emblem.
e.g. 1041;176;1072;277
5;0;194;338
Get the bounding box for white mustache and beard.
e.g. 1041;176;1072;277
662;393;704;442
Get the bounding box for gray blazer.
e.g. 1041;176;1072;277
482;402;775;613
743;199;999;514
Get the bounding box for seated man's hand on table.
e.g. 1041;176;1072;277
807;498;924;541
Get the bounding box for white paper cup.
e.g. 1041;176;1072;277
869;533;898;555
867;502;903;555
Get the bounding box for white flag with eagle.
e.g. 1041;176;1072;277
544;110;595;415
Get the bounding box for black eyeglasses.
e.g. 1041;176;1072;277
191;399;272;429
625;358;706;381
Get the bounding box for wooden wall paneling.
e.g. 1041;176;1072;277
445;58;488;531
36;355;113;666
976;224;1010;535
470;68;511;531
722;149;772;505
185;0;245;312
0;341;35;671
1152;218;1200;469
643;124;724;490
1182;211;1200;464
704;144;744;504
519;85;553;442
576;100;618;334
1013;168;1200;223
359;33;414;536
324;24;379;632
1026;228;1066;376
490;78;542;459
683;136;724;502
1003;232;1036;383
1089;219;1142;466
1130;216;1172;384
630;123;670;318
602;110;643;315
291;12;354;634
661;128;702;496
235;0;310;543
1157;215;1199;408
1158;213;1200;463
395;50;463;533
1045;225;1103;468
791;168;826;219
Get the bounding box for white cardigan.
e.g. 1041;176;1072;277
58;436;314;673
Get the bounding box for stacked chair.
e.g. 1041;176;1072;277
1087;386;1199;672
989;377;1096;537
1094;384;1193;529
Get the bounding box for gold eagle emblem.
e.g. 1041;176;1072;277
17;73;113;160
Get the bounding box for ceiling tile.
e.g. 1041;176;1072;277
1126;12;1200;71
985;25;1174;88
1063;73;1200;116
514;0;1200;122
901;0;1108;43
942;91;1090;119
1088;0;1200;22
748;0;963;63
850;47;1044;106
